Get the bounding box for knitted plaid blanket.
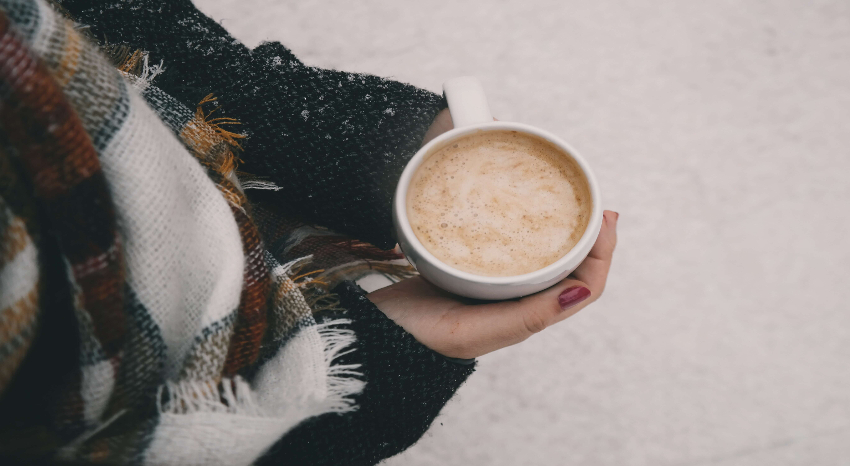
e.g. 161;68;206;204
0;0;417;463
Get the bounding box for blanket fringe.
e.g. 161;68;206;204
240;179;284;191
317;260;418;291
195;94;246;151
313;319;365;413
157;377;260;417
278;255;342;313
155;321;363;417
110;48;165;91
270;256;362;412
156;257;363;418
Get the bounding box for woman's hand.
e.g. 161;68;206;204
367;211;619;359
421;108;454;146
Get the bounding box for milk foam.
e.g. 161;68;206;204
407;130;592;277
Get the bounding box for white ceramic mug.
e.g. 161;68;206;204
393;76;603;300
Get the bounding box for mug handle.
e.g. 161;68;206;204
443;76;493;128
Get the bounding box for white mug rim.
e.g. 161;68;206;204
394;121;603;285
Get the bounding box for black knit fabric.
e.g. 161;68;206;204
58;0;446;249
257;281;475;466
53;1;473;464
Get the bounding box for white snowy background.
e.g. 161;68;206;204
194;1;850;464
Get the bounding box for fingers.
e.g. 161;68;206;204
376;211;619;359
571;210;619;295
508;277;593;338
514;210;618;329
441;275;590;358
449;211;619;357
589;210;619;261
421;109;454;146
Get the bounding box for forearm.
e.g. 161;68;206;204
58;0;446;248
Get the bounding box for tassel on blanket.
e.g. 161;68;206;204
182;94;246;185
158;318;363;418
335;239;406;262
107;49;243;183
237;172;284;192
158;378;260;416
273;255;343;315
110;48;165;91
313;261;418;293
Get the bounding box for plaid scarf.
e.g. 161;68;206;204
0;1;414;463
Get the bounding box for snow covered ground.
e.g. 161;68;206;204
195;1;850;464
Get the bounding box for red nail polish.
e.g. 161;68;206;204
558;286;590;311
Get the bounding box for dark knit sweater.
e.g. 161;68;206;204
53;1;474;464
260;282;475;466
60;0;444;250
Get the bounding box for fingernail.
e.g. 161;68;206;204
558;286;591;311
612;211;619;221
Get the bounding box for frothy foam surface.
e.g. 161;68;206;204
407;130;592;277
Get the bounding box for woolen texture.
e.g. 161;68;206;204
1;2;372;463
258;281;476;466
58;0;447;249
1;0;474;464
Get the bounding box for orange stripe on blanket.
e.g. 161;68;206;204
0;215;31;267
0;286;39;394
53;20;82;88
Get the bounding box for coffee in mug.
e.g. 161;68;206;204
393;76;602;300
406;130;592;277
